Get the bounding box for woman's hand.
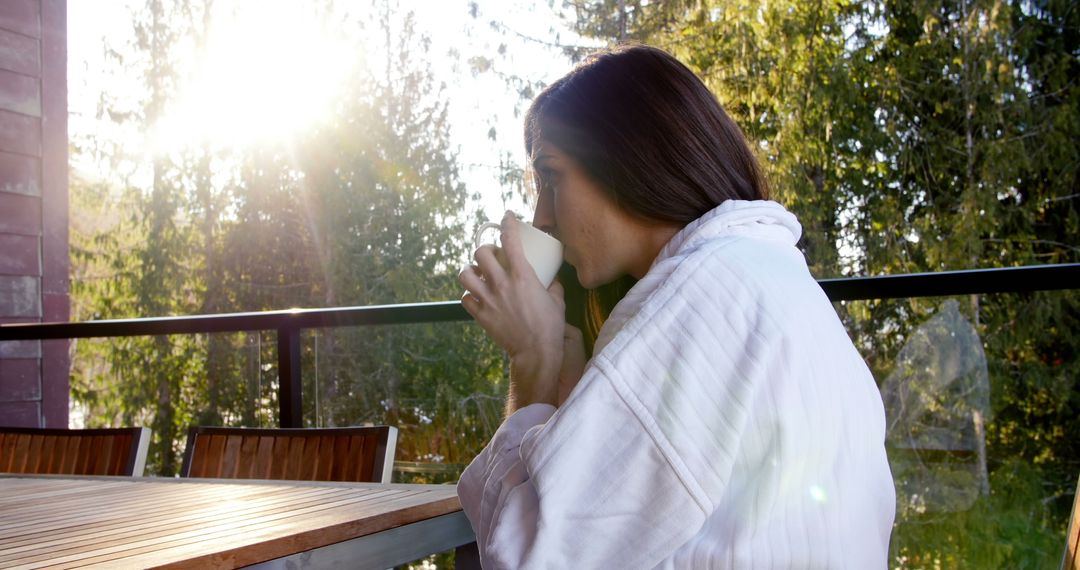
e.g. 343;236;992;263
460;212;566;411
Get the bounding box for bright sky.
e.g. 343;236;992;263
67;0;597;224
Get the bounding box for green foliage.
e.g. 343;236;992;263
558;0;1078;566
889;459;1063;569
70;0;507;478
68;0;1077;565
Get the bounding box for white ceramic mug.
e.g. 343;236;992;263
474;217;563;288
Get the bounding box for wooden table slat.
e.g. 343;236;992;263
5;490;428;567
2;485;232;526
39;493;460;570
0;485;370;552
0;481;383;542
0;476;464;570
0;480;311;531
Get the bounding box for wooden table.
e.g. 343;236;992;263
0;475;477;569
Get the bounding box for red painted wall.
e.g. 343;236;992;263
0;0;68;428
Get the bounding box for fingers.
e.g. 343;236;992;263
546;279;567;314
460;212;559;343
499;211;529;271
458;265;489;306
473;244;506;285
460;290;482;317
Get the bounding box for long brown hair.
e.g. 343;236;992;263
525;44;769;354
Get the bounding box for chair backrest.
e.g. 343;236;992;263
0;427;151;476
1064;473;1080;570
180;425;398;483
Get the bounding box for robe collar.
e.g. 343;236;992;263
592;200;802;356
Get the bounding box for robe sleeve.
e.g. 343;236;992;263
456;338;741;568
457;247;783;569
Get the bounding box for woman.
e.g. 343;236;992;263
457;44;895;569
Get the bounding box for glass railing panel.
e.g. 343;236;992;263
836;291;1077;568
69;330;278;476
308;321;507;484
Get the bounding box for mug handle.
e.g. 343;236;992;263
472;221;504;250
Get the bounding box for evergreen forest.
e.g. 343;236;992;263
68;1;1077;567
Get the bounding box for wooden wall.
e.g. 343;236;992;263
0;0;68;428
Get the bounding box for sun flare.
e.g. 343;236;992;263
149;3;355;154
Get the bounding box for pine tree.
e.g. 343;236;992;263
71;0;509;477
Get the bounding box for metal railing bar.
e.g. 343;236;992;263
818;263;1080;301
0;301;470;341
278;326;303;428
0;264;1077;342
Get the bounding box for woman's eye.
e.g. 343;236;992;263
543;172;562;191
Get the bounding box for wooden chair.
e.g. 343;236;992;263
1064;472;1080;570
0;427;151;476
180;425;398;483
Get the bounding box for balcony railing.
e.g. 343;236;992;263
1;263;1077;428
4;262;1075;566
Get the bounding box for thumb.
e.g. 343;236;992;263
547;278;566;301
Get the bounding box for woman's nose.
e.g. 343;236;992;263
532;188;556;234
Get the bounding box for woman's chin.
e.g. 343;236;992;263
568;259;610;289
575;268;606;290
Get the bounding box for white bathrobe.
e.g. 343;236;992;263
458;200;895;569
